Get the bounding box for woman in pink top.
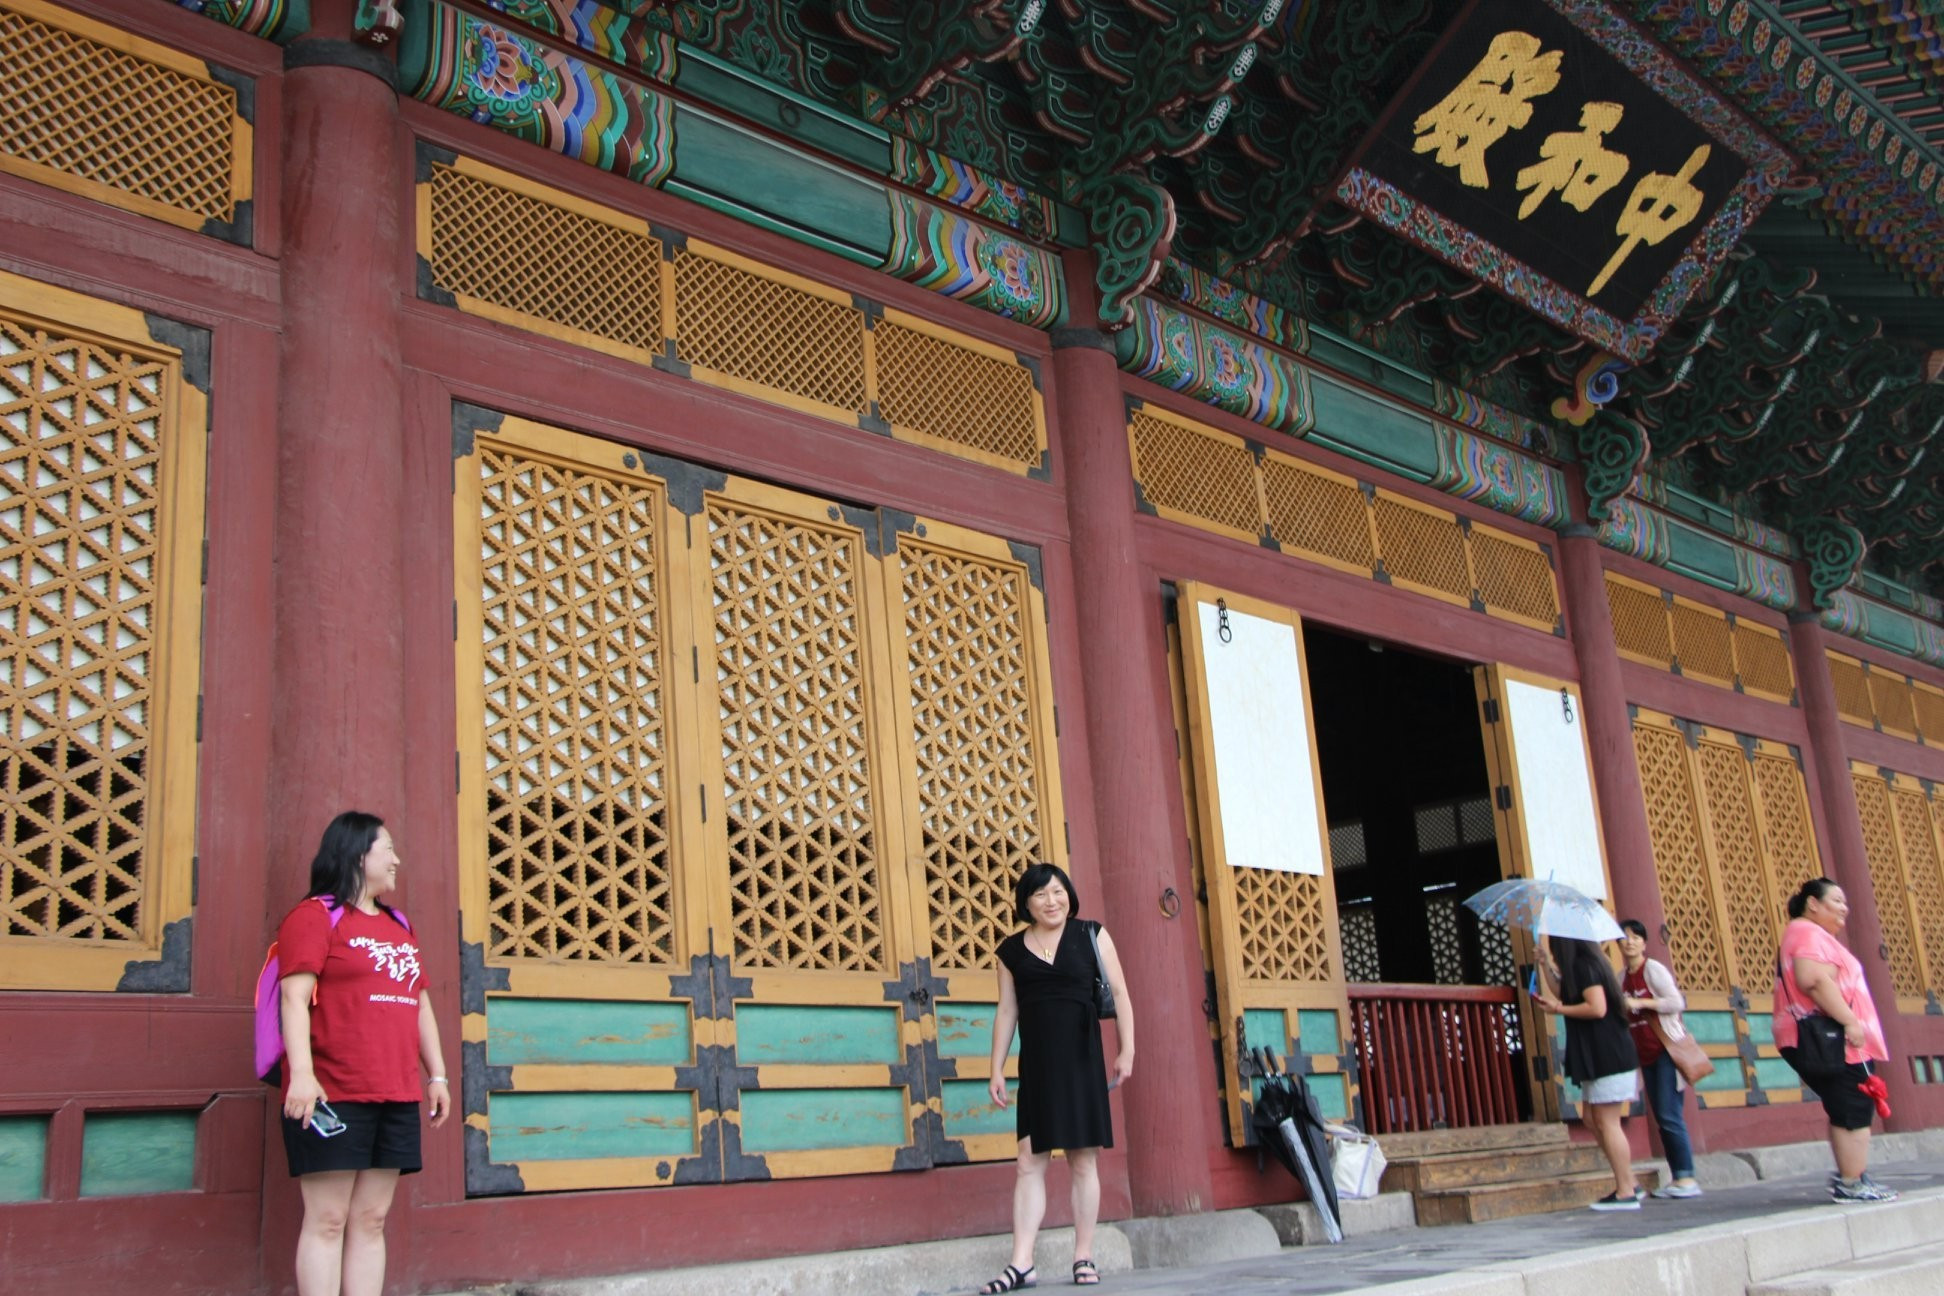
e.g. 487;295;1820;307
1772;878;1895;1203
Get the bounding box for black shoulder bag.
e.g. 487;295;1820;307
1778;952;1848;1080
1085;921;1116;1020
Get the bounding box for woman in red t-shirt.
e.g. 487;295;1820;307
279;811;450;1295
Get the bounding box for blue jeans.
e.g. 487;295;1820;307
1640;1051;1694;1178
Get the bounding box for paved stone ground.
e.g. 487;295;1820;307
1093;1158;1944;1294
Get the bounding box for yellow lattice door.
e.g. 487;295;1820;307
1747;751;1822;940
1176;583;1353;1144
0;274;204;990
1850;770;1926;1007
453;416;720;1193
1692;734;1776;993
881;518;1066;1162
686;478;936;1178
1630;713;1733;997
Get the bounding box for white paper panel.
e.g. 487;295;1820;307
1196;601;1325;875
1504;678;1605;900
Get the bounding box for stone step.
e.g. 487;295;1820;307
1415;1166;1661;1226
1383;1142;1609;1193
1376;1122;1567;1160
1747;1238;1944;1296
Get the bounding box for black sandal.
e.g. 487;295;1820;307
1073;1259;1099;1286
981;1263;1037;1293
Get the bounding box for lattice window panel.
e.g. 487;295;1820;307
1415;803;1459;854
1;314;174;942
1459;796;1495;844
900;540;1043;972
1425;893;1464;985
0;6;239;225
1478;918;1516;986
874;321;1039;470
1869;670;1917;737
1329;821;1366;867
709;502;884;972
1695;741;1774;989
1605;576;1673;666
673;250;866;414
1371;495;1471;601
1914;684;1944;743
1893;788;1944;995
1470;529;1559;627
1851;775;1924;998
1340;903;1381;983
475;449;675;964
1633;723;1729;992
1826;653;1876;727
1750;753;1820;931
428;165;662;353
1260;454;1373;570
1670;602;1735;686
1234;867;1332;982
1732;622;1794;700
1129;411;1261;537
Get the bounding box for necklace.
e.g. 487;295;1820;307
1029;925;1063;962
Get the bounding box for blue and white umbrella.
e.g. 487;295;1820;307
1462;877;1624;943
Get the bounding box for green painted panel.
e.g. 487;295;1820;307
739;1088;907;1152
1863;604;1922;656
1696;1060;1746;1092
1308;1073;1348;1121
672;107;893;262
937;1002;1018;1059
1298;1010;1342;1055
941;1079;1017;1139
489;1092;694;1162
675;49;891;173
1665;521;1740;592
80;1112;196;1197
1753;1058;1801;1091
0;1117;47;1202
737;1004;900;1066
488;999;691;1067
1306;377;1439;483
1685;1011;1739;1045
1746;1013;1776;1047
1243;1009;1288;1056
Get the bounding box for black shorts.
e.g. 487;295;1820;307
282;1101;423;1177
1779;1050;1876;1131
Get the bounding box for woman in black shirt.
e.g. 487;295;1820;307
1536;934;1641;1210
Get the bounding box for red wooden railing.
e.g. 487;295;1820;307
1348;984;1521;1134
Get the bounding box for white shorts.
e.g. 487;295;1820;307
1579;1070;1639;1106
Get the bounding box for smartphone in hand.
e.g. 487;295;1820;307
310;1101;348;1138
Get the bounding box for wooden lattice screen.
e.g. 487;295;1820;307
453;414;1066;1190
1605;573;1795;703
1822;650;1944;750
1131;405;1560;634
1849;765;1944;1010
1629;708;1823;1104
420;156;1047;475
0;0;251;233
0;272;205;990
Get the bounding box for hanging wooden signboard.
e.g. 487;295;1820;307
1335;0;1792;363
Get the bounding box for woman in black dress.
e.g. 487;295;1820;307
1535;934;1641;1210
980;864;1133;1291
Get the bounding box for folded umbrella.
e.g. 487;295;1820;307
1860;1071;1892;1120
1248;1048;1342;1243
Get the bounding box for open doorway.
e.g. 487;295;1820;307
1302;624;1534;1128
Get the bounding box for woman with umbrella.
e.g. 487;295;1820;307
1774;878;1896;1203
1535;934;1640;1210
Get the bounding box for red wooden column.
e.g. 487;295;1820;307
1787;615;1922;1127
1052;254;1214;1216
1556;527;1665;938
271;9;410;855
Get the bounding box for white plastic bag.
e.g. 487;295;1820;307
1325;1123;1387;1200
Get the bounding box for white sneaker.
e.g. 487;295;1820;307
1652;1182;1703;1198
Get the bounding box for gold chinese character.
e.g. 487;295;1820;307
1413;31;1563;188
1515;102;1630;219
1588;144;1711;297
